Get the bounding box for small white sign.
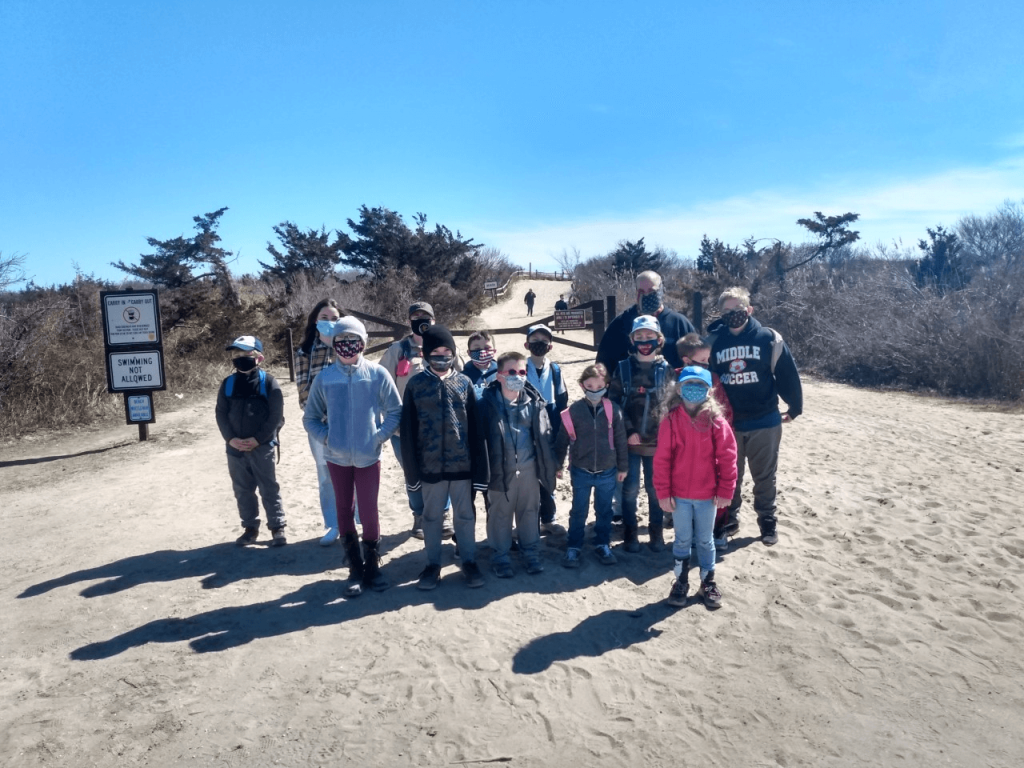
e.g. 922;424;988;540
127;395;153;422
108;350;164;391
484;281;499;290
103;292;160;345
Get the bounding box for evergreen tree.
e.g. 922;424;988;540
259;222;349;290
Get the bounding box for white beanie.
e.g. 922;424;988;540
332;316;367;344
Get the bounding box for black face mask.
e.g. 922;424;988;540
630;341;659;357
722;309;748;329
411;318;432;337
427;355;454;372
233;356;258;372
528;341;551;357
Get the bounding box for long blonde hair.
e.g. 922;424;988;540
657;379;724;431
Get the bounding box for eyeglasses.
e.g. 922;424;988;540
502;369;527;376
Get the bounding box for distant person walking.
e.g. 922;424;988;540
524;289;536;317
555;295;569;312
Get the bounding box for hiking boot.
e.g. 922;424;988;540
270;528;288;547
417;563;442;590
760;521;778;547
492;561;514;579
696;572;722;610
622;525;640;553
319;527;340;546
525;558;544;575
562;547;581;569
595;544;617;566
235;527;259;546
462;560;485;588
648;523;665;553
442;510;455;540
611;514;623;526
343;533;364;597
540;521;566;536
411;515;425;540
666;577;689;607
361;539;390;592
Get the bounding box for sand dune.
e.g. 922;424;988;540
2;280;1023;767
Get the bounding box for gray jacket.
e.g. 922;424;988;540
554;398;629;474
303;357;402;468
477;381;558;494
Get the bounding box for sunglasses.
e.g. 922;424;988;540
502;369;528;376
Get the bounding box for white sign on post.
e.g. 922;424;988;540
484;281;498;290
107;350;165;391
103;292;160;345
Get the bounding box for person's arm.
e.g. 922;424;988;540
466;386;489;492
379;342;399;383
376;369;403;442
253;377;284;445
713;417;738;505
215;380;234;442
554;407;571;468
399;386;421;490
653;416;675;509
774;343;803;421
302;374;330;445
612;404;629;477
294;347;312;408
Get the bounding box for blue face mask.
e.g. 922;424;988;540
317;319;340;337
681;384;709;404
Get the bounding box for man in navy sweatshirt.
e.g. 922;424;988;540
706;287;802;547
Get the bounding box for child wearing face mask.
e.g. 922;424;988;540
553;364;629;568
477;351;558;578
303;317;402;595
654;367;737;609
524;324;569;535
608;315;675;553
216;335;287;548
400;325;489;591
463;330;498;399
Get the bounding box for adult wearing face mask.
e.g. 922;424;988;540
595;271;696;372
381;302;464;539
704;286;802;548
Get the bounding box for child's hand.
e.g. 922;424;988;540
626;434;641;446
229;438;250;452
617;470;627;482
713;496;730;508
659;497;675;512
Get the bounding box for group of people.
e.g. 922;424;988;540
215;271;803;608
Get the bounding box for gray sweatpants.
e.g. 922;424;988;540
486;462;541;566
728;423;783;527
421;480;475;565
227;444;285;530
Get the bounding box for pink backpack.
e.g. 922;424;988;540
561;399;615;450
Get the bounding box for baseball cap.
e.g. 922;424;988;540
408;301;435;318
678;366;712;387
631;315;661;336
526;323;553;340
226;335;264;353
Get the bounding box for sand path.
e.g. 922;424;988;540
2;280;1023;767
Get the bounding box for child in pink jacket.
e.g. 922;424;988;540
654;366;737;609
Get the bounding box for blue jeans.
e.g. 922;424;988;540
568;466;617;549
671;498;716;578
622;453;664;528
307;432;337;528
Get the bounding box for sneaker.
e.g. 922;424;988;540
492;561;515;579
697;575;722;609
666;578;689;607
411;516;425;540
622;525;640;553
611;514;623;526
270;528;288;547
595;544;617;566
320;527;340;547
540;521;566;536
235;527;258;546
562;547;581;568
417;563;442;590
714;536;729;553
761;526;779;546
462;560;485;588
442;512;455;540
525;558;544;575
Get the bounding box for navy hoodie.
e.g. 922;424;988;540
706;316;803;430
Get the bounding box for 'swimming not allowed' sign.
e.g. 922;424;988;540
106;350;166;392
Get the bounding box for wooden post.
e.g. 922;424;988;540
606;295;616;326
693;291;703;333
592;299;606;348
138;423;149;441
286;328;296;382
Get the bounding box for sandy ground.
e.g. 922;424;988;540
3;279;1024;767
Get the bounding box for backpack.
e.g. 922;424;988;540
225;370;283;462
616;357;670;438
561;400;615;450
705;328;784;373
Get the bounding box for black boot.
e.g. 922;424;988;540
666;557;689;607
343;532;364;597
361;539;390;592
622;524;640;553
648;523;665;552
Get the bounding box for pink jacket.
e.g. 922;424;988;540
653;406;738;502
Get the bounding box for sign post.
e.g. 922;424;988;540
484;280;498;301
100;289;164;441
553;309;587;331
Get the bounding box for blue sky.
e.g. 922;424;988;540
2;1;1023;286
